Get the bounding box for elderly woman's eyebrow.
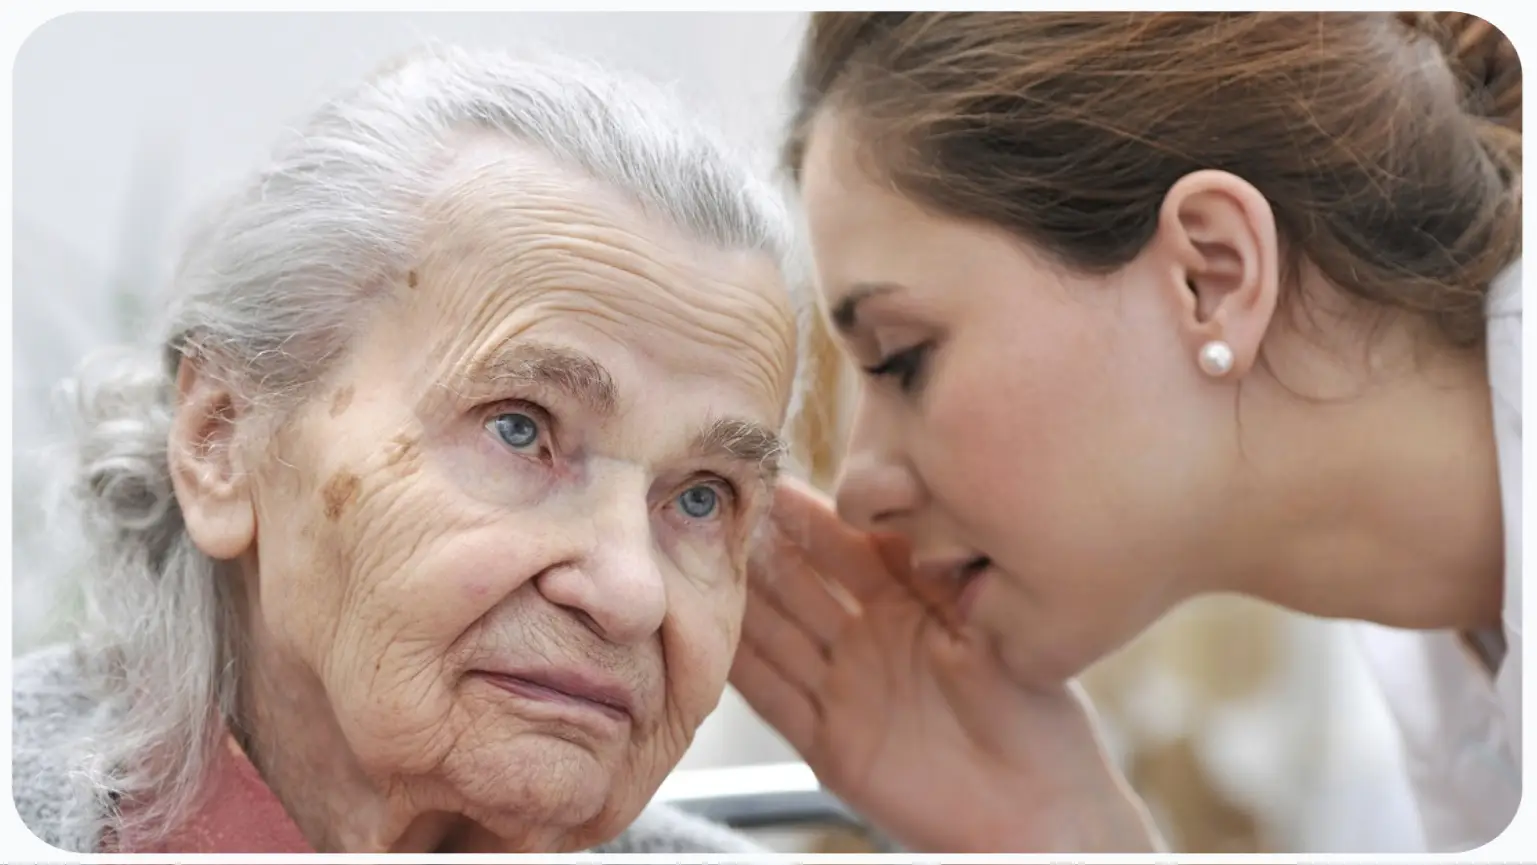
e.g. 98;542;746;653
692;418;786;481
460;342;784;477
463;339;618;415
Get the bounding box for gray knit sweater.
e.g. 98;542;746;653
12;643;765;855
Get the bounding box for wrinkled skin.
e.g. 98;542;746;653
169;138;798;853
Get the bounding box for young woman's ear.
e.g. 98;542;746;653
1153;169;1281;380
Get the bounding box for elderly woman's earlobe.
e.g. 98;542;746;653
167;357;256;561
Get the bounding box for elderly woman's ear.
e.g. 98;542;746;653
167;355;256;561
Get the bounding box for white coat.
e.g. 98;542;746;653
1353;259;1523;852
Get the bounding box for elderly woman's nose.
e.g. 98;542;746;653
834;407;921;533
537;500;667;645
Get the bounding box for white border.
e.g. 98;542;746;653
3;1;1532;862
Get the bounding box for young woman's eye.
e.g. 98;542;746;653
863;342;932;393
676;483;727;521
487;410;545;452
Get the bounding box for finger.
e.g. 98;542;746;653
921;628;1010;746
729;636;820;754
765;484;963;641
751;541;857;647
763;475;837;548
742;578;832;693
889;552;966;638
764;478;956;638
768;477;896;601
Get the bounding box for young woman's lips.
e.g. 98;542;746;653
912;554;993;621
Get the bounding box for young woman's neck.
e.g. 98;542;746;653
1216;325;1504;632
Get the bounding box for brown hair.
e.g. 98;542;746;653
785;12;1521;348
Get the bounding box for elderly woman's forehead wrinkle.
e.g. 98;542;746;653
403;166;797;415
520;295;789;405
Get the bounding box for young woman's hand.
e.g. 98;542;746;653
731;477;1161;853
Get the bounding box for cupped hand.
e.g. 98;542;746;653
729;477;1160;853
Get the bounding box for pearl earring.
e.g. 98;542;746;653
1197;340;1234;377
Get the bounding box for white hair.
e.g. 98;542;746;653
56;43;809;847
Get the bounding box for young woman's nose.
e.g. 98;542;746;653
833;402;922;532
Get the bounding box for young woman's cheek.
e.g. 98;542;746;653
913;341;1021;526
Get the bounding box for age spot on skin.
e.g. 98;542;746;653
329;385;355;418
322;470;362;520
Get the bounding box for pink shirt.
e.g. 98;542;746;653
110;734;313;853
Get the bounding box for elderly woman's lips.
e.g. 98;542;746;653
476;669;634;723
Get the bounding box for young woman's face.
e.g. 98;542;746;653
798;112;1248;685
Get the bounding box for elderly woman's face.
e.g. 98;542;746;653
195;146;796;848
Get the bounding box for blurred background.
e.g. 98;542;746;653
14;11;1427;854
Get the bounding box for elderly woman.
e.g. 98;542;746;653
14;44;803;855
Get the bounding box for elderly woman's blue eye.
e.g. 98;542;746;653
677;485;721;519
489;412;540;450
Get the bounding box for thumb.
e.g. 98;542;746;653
924;626;1082;758
924;627;1019;749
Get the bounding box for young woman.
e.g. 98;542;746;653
733;12;1521;853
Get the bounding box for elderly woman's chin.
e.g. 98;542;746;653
403;700;657;848
272;646;680;851
420;742;637;850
